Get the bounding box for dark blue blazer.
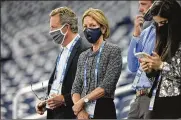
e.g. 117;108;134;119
47;37;90;119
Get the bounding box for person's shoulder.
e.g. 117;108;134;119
79;46;90;59
143;24;155;32
79;37;91;51
105;41;122;52
104;41;122;62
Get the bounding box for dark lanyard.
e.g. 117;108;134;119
84;41;105;95
149;75;161;110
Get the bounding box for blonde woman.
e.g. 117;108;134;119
71;8;122;119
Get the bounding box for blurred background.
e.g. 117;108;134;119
0;0;162;119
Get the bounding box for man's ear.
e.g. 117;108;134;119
63;24;70;33
66;24;70;30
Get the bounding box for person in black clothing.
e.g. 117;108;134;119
140;0;181;118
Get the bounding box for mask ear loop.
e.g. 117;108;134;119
59;24;68;35
49;23;68;34
59;24;68;45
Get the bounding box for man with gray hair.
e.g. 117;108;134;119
35;7;90;119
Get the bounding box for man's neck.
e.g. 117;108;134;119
61;33;78;47
143;20;153;29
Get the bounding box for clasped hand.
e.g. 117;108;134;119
47;94;65;109
72;99;84;116
72;99;89;119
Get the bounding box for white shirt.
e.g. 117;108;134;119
50;34;80;95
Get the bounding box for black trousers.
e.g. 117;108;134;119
128;95;153;119
47;105;75;119
93;98;117;119
151;95;181;119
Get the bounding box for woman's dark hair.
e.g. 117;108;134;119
150;0;181;61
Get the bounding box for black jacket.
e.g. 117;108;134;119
47;37;90;119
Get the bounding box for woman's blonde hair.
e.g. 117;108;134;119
82;8;110;39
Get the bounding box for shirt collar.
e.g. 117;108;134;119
65;34;80;50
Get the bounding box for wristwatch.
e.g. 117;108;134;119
83;98;89;103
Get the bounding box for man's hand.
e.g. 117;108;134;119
72;99;84;115
47;94;65;109
77;109;89;119
133;15;144;37
35;101;46;115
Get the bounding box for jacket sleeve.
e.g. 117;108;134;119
161;46;181;82
127;31;146;73
63;93;73;106
146;45;181;83
71;54;84;96
98;47;122;96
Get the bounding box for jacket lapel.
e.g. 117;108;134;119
64;38;81;77
48;61;56;94
48;38;81;94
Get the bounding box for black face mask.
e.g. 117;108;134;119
159;23;168;39
84;28;102;44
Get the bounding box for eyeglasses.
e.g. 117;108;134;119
31;82;50;101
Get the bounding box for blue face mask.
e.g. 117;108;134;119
84;28;102;44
